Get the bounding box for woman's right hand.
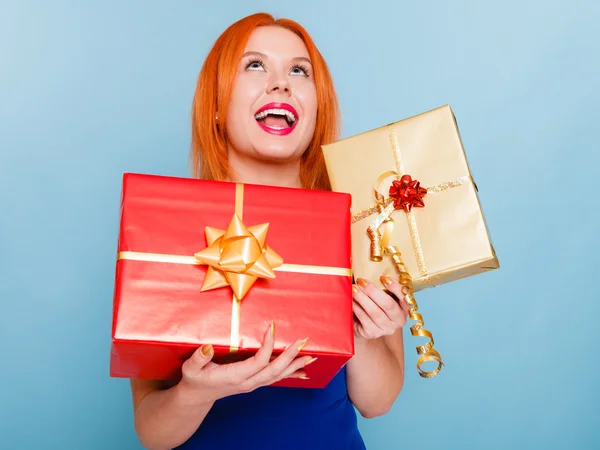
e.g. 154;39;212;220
179;322;315;403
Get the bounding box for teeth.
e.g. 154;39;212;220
254;108;297;123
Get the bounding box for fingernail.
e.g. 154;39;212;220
357;278;368;288
352;285;359;293
298;337;309;351
271;320;276;337
299;375;310;380
200;344;212;357
304;357;318;366
380;276;392;286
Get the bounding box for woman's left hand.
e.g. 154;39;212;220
352;276;410;340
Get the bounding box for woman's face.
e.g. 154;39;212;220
224;26;318;165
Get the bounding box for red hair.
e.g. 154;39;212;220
190;12;340;191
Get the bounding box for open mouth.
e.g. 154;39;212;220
254;103;298;135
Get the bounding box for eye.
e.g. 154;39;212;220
245;58;265;71
290;63;310;77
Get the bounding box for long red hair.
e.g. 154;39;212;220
190;13;340;191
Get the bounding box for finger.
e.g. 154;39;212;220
284;369;309;380
248;337;307;384
276;355;317;382
380;276;411;317
354;318;369;340
182;343;214;381
229;322;276;382
398;296;410;317
242;337;309;389
356;278;405;322
352;299;379;337
353;281;398;327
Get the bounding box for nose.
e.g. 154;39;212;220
266;69;291;95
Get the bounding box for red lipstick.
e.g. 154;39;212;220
254;102;299;136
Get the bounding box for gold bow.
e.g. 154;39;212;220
194;213;283;301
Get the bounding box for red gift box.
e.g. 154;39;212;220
110;173;354;388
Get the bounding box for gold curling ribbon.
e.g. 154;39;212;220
117;183;352;354
358;125;472;378
389;246;443;378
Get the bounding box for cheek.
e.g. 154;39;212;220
228;79;262;122
297;87;318;126
227;93;248;124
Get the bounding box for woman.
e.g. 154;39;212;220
129;12;410;450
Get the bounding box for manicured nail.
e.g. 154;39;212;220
380;276;392;286
200;344;212;357
352;285;359;293
299;375;310;380
298;337;309;351
357;278;368;288
304;357;318;366
271;320;276;337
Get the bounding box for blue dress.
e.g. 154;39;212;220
175;366;366;449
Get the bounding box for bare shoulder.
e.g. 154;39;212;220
130;378;178;411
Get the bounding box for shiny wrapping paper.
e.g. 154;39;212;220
110;173;354;389
321;105;499;377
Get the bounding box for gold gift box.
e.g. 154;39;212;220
322;105;499;292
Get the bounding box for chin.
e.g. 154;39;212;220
253;145;305;163
249;128;310;162
227;117;314;164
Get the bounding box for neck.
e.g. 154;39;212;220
227;152;303;189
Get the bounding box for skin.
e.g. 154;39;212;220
224;27;318;188
129;26;410;450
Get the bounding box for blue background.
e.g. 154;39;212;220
1;0;598;448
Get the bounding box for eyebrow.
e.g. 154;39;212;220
243;51;312;65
